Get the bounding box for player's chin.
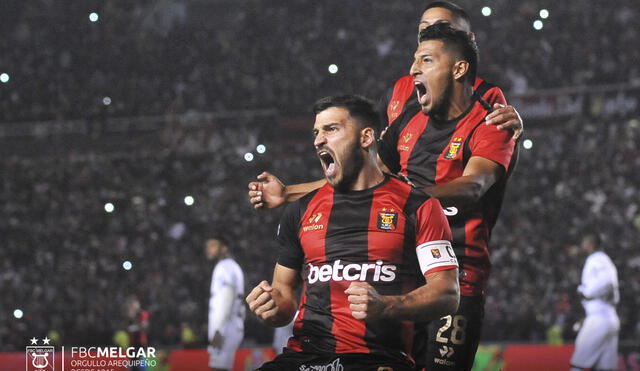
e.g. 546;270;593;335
326;175;340;187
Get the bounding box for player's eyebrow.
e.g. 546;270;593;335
419;19;451;25
415;52;433;59
312;122;339;135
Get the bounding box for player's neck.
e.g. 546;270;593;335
446;85;474;120
348;162;385;192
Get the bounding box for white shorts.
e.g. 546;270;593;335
208;321;244;369
571;313;619;370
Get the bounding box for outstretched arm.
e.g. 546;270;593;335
246;264;300;327
248;172;326;209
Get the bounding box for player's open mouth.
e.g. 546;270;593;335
414;81;429;106
318;150;337;177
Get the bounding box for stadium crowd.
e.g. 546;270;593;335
1;0;639;353
1;0;639;123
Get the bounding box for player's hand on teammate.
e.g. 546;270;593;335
485;103;523;140
211;330;224;349
345;282;389;321
248;172;286;209
246;280;280;322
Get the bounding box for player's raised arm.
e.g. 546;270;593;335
248;171;326;209
246;264;300;327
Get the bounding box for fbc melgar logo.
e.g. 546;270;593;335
26;337;54;371
25;337;157;371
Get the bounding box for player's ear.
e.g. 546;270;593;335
360;127;376;149
452;60;469;82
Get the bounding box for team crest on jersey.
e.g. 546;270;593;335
377;208;397;231
444;137;463;159
431;248;442;259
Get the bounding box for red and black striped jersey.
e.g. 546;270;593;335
277;176;456;361
378;82;516;296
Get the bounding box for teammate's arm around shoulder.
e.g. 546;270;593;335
248;171;326;209
481;84;524;140
345;198;459;322
246;264;300;327
423;156;505;209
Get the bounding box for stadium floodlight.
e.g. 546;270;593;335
523;139;533;149
14;309;23;319
244;152;254;162
104;202;115;213
256;144;266;154
184;195;195;206
0;73;9;83
89;12;99;22
481;6;492;17
540;9;549;19
328;64;339;74
533;20;544;30
122;261;133;270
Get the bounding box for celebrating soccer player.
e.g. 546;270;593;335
246;95;460;370
247;21;517;370
382;1;523;139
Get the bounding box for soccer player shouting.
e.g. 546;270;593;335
248;23;517;370
246;95;460;370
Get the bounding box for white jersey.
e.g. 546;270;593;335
578;251;619;317
208;257;245;340
571;251;620;369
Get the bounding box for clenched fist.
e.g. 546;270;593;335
246;281;280;322
247;172;286;209
344;282;389;321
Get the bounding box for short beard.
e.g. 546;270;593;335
426;75;454;121
332;137;364;192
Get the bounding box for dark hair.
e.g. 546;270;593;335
583;232;601;248
418;22;478;83
207;235;230;249
312;94;381;134
422;1;471;31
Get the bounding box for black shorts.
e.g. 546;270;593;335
413;295;485;371
257;349;414;371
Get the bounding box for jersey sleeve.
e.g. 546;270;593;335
580;254;616;299
469;122;516;172
276;202;304;270
377;114;402;174
482;85;508;106
414;198;457;275
469;86;515;171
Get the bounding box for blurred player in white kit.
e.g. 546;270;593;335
570;234;620;371
206;237;246;371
